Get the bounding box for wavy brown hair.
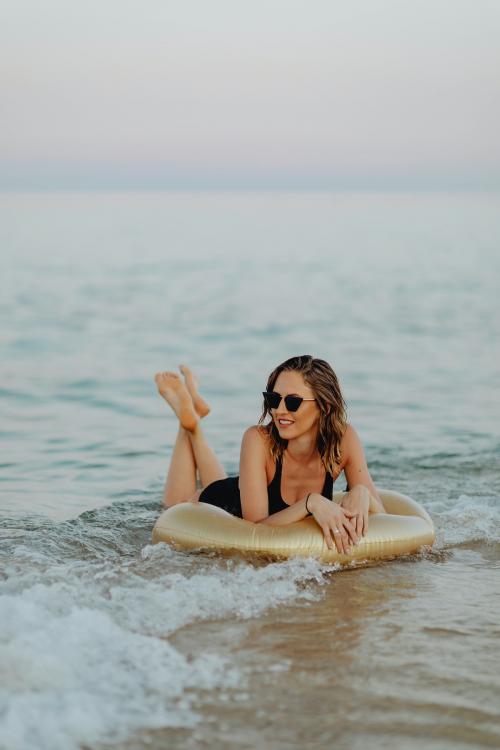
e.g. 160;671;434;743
258;355;347;475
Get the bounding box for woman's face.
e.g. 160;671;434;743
271;370;321;440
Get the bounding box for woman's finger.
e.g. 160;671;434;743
337;525;352;554
330;525;345;554
342;517;358;546
355;513;363;537
341;508;358;535
322;526;334;551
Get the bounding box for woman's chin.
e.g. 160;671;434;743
275;423;295;437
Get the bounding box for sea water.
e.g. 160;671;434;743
0;190;499;750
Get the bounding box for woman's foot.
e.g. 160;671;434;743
179;365;211;418
154;372;199;432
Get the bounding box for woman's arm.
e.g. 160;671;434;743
259;492;359;554
342;425;385;514
257;494;312;526
238;426;275;523
238;427;323;526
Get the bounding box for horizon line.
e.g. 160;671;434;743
1;183;500;194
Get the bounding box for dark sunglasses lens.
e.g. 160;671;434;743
263;391;281;409
284;396;303;412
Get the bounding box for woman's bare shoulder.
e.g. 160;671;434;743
241;425;273;475
341;422;354;442
241;425;270;448
340;423;365;456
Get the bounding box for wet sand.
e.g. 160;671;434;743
113;545;500;750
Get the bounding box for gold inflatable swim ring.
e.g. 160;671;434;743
152;489;435;564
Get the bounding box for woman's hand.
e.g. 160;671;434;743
308;494;359;554
339;489;370;537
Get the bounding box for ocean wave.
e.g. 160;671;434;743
0;542;334;750
0;597;239;750
433;493;500;547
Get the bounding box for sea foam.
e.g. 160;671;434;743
0;540;333;750
432;493;500;547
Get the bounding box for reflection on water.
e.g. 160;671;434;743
140;551;500;750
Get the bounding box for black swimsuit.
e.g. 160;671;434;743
199;458;335;518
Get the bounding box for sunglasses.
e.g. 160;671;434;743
262;391;316;413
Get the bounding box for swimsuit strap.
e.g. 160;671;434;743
267;457;284;499
322;470;334;499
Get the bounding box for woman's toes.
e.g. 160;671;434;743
155;371;179;388
179;365;195;386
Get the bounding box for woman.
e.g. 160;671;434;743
155;355;385;555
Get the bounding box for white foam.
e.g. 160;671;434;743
432;493;500;547
0;546;333;750
0;598;238;750
124;545;334;635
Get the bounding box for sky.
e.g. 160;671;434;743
1;0;500;190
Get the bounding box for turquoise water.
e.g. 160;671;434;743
1;191;499;749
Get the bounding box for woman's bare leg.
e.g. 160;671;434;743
178;365;226;487
155;369;226;507
187;423;227;489
162;424;198;507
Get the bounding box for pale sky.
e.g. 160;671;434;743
1;0;500;189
